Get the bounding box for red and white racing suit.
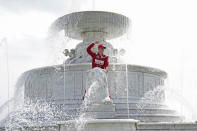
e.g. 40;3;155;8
86;43;109;69
82;43;111;100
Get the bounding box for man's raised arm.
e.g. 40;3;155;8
86;41;98;57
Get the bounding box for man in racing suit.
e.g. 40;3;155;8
82;41;111;100
87;41;109;70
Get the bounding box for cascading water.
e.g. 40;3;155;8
136;86;166;114
73;81;100;131
125;64;129;119
5;100;64;131
64;68;113;131
0;72;72;130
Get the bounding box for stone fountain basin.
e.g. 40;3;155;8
22;63;175;122
51;11;130;40
24;63;167;102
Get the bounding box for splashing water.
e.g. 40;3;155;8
46;32;73;65
136;86;165;113
125;64;130;118
68;68;112;131
4;99;69;131
74;82;98;131
0;72;28;126
0;72;74;130
64;81;99;131
83;81;100;107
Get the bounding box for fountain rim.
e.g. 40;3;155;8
24;63;167;78
61;10;130;18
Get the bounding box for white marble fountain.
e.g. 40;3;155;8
1;11;197;131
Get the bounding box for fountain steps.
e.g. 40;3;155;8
48;103;170;113
60;107;179;122
1;122;197;131
115;103;169;109
137;122;197;131
116;108;177;115
54;103;179;120
51;99;166;105
48;112;183;123
63;107;176;114
60;102;168;109
115;114;183;122
64;107;174;111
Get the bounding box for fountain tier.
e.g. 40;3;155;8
24;63;182;122
51;11;130;40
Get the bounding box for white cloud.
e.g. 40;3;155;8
0;0;65;13
0;0;97;14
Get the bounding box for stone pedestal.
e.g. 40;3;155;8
85;104;116;119
61;119;138;131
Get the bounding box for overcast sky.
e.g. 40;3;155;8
1;0;197;121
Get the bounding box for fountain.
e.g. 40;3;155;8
1;11;197;131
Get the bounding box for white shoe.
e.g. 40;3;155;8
103;96;112;105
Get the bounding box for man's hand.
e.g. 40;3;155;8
95;41;99;44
